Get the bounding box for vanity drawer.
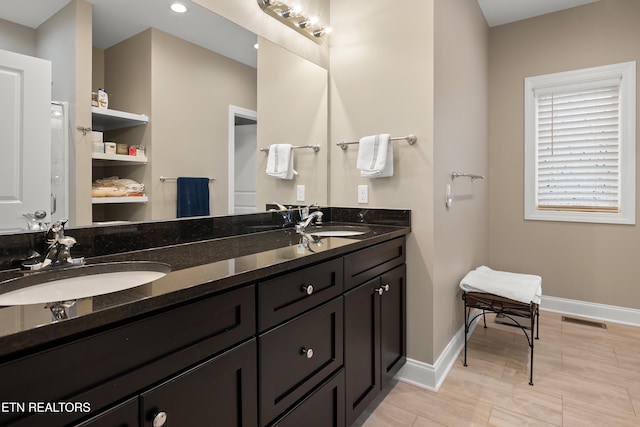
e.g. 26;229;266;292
271;369;345;427
258;257;343;331
259;297;343;426
0;285;255;427
344;236;405;290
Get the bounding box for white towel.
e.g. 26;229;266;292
459;266;542;304
357;134;393;178
266;144;297;180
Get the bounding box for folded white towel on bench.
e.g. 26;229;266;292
460;266;542;305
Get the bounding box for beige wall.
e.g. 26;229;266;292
37;0;93;227
433;0;489;359
488;0;640;308
193;0;329;69
99;29;152;223
329;0;488;365
0;18;37;55
329;0;435;366
256;37;328;209
103;28;257;220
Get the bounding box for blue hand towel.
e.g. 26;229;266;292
177;177;210;218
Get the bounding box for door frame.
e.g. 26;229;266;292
227;105;257;215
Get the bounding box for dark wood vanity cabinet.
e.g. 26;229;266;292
0;285;256;427
75;397;138;427
1;234;407;427
258;257;345;426
271;369;345;427
140;339;258;427
344;240;406;426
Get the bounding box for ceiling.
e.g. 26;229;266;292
0;0;602;60
0;0;258;68
477;0;600;27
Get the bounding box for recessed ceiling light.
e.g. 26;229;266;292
170;3;188;13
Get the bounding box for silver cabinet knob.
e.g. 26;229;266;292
153;411;167;427
301;347;314;358
302;284;314;295
375;284;390;295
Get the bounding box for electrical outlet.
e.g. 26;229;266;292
358;185;368;204
296;185;305;202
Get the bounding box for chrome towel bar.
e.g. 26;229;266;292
451;172;484;181
160;176;216;182
336;134;417;150
259;144;321;153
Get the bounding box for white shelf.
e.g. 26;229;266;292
92;196;148;205
92;152;148;165
92;107;148;131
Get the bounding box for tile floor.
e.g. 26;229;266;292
356;310;640;426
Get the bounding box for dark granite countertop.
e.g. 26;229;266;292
0;221;409;359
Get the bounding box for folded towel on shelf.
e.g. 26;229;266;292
92;176;144;197
266;144;297;180
177;177;210;218
357;134;393;178
459;266;542;304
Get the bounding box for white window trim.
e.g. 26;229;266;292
524;61;636;225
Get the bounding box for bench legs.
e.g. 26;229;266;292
462;292;539;385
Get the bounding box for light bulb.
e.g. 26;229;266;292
170;3;187;13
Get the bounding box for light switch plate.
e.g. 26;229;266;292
296;185;305;202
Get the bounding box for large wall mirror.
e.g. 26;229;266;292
0;0;328;233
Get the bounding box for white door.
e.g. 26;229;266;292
0;49;51;231
228;106;257;214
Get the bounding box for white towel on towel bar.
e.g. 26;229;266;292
357;134;393;178
266;144;297;180
459;266;542;304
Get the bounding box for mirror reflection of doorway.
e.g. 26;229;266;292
51;101;69;224
228;106;257;214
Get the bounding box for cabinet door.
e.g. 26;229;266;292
141;339;257;427
344;277;381;426
380;264;407;389
74;397;138;427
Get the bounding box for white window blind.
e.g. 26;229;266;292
524;61;636;225
535;83;621;212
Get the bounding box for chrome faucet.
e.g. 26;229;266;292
295;209;323;234
271;202;295;227
23;210;48;231
22;220;84;270
42;220;83;268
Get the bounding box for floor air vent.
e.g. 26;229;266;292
561;316;607;329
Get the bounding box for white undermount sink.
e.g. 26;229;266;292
307;225;370;237
0;261;171;306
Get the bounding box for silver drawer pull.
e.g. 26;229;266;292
375;284;390;295
153;411;167;427
302;284;314;295
301;347;314;358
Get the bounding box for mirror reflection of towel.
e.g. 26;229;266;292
177;177;210;218
266;144;297;179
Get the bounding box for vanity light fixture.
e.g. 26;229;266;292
170;2;188;14
257;0;331;43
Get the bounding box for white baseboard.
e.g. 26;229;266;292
397;297;640;390
541;295;640;326
396;309;482;391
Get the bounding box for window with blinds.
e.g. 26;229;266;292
524;62;636;224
